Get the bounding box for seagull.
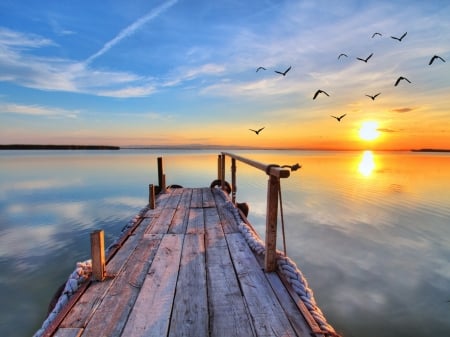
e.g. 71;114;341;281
256;66;267;72
313;90;329;100
249;127;265;135
391;32;407;42
372;32;382;38
338;53;348;60
274;66;291;76
357;53;373;63
429;55;446;65
366;93;381;100
331;114;346;122
394;76;411;86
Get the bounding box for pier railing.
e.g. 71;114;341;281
218;152;293;272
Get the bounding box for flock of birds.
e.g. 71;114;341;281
249;31;446;134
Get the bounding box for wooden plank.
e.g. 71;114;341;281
168;206;189;234
211;188;239;233
187;208;205;234
81;234;163;337
265;272;314;337
190;188;203;208
164;188;182;209
121;234;184;337
61;219;150;328
169;234;208;337
204;208;256;337
53;327;83;337
145;208;176;234
226;233;297;337
202;187;215;208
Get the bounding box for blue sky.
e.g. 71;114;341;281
0;0;449;149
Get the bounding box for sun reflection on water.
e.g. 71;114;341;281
358;150;375;177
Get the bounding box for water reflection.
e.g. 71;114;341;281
358;150;375;177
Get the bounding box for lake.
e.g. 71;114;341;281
0;149;449;337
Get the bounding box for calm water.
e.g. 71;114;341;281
0;149;449;337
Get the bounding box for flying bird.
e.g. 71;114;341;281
313;90;329;100
249;127;265;135
391;32;407;41
274;66;291;76
338;53;348;60
394;76;411;86
366;93;381;100
429;55;446;65
372;32;382;38
331;114;346;122
256;66;267;72
357;53;373;63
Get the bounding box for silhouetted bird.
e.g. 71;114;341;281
338;53;348;60
249;127;265;135
391;32;407;41
313;90;329;100
429;55;446;65
331;114;346;122
357;53;373;63
256;66;267;72
274;66;291;76
394;76;411;86
372;32;382;38
366;93;381;100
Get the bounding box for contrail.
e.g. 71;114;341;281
85;0;178;64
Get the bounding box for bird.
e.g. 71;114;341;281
249;127;265;135
394;76;411;86
366;93;381;100
429;55;446;65
391;32;407;41
338;53;348;60
313;90;329;100
274;66;291;76
372;32;382;38
256;66;266;72
357;53;373;63
331;114;346;122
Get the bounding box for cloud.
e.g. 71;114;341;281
0;102;79;118
377;128;397;133
391;107;415;113
0;27;55;49
84;0;178;65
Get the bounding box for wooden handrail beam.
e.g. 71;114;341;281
221;152;290;178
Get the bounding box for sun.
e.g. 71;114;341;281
359;121;380;141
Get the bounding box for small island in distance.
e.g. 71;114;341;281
411;148;450;153
0;144;120;150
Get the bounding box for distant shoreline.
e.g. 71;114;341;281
411;148;450;153
0;144;120;150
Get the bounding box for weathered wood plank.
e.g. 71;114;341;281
202;187;215;208
226;233;297;337
60;218;150;328
164;189;182;209
53;327;83;337
145;208;176;234
81;234;163;337
168;206;189;234
169;234;208;337
190;188;203;208
187;208;205;234
204;207;256;337
121;234;184;337
211;188;239;233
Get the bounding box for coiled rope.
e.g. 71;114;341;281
219;189;340;337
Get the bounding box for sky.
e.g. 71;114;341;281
0;0;449;150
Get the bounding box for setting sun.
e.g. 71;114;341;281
359;121;380;141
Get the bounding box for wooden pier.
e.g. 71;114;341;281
41;153;335;337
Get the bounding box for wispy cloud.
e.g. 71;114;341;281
0;102;79;118
0;27;55;49
391;107;415;113
84;0;178;65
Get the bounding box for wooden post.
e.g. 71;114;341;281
157;157;164;191
231;158;236;204
220;154;226;189
149;184;155;209
90;230;105;281
264;175;279;272
217;155;222;181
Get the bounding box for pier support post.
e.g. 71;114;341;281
149;184;156;209
265;175;279;272
157;157;166;192
231;158;236;204
90;230;105;281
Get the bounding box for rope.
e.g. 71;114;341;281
278;183;287;256
218;189;340;337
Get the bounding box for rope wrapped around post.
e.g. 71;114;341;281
218;189;341;337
